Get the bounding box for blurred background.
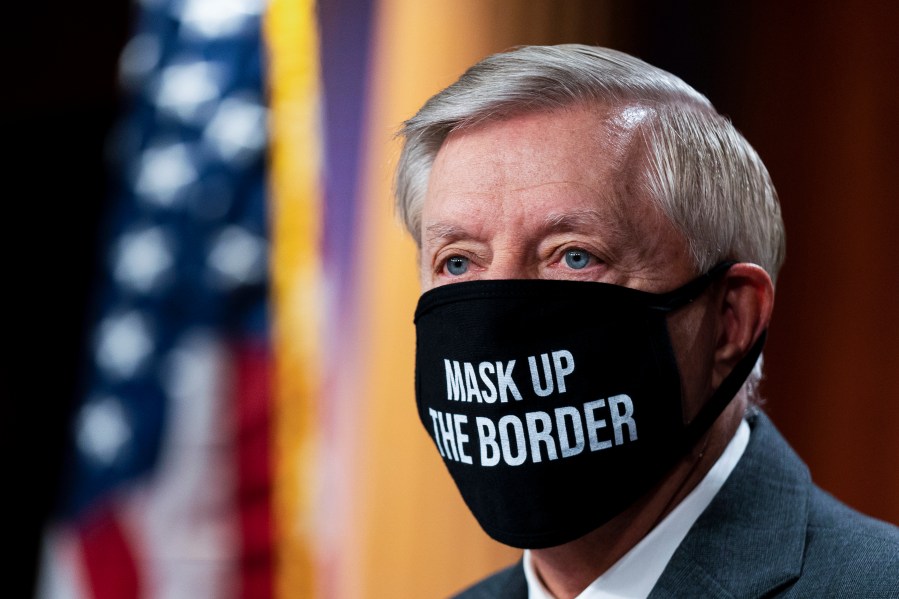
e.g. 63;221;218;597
6;1;898;598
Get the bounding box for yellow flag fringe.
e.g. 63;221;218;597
264;1;322;597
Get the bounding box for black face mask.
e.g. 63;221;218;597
413;262;765;549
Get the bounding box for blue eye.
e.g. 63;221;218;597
564;249;591;270
446;256;470;276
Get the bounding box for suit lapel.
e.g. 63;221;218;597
453;561;528;599
650;411;808;599
497;561;529;599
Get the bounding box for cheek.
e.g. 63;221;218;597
666;300;719;423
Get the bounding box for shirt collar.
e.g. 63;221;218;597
523;419;750;599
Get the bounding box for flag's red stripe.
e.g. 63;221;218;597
77;504;140;599
235;342;274;599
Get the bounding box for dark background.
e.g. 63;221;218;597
7;1;898;596
5;2;132;597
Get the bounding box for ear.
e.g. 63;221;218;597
713;263;775;387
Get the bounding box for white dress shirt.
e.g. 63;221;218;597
523;419;750;599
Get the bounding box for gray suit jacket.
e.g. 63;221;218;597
452;411;899;598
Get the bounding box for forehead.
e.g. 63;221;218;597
428;103;644;195
422;103;656;237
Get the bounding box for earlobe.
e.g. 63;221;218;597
714;263;775;376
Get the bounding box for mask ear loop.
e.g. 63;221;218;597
650;260;766;450
651;261;736;313
683;330;767;447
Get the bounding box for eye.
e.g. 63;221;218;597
563;248;592;270
445;255;470;276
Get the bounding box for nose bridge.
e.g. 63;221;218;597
484;237;534;280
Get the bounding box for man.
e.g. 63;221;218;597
396;45;899;598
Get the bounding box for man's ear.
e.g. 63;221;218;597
714;263;775;385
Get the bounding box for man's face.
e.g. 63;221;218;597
419;103;721;417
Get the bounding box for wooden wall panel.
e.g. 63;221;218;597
734;1;899;526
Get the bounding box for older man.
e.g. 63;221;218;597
396;45;899;598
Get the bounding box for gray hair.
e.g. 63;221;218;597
394;44;785;282
395;44;785;403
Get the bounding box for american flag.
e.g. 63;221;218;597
38;0;273;597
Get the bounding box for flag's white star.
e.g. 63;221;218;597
207;225;266;287
134;142;198;205
95;310;155;380
175;0;265;38
154;60;222;122
204;95;267;163
113;226;175;292
119;33;162;89
76;396;132;465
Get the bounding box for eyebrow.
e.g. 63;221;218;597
424;222;471;246
424;208;636;246
542;209;633;247
543;209;610;231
